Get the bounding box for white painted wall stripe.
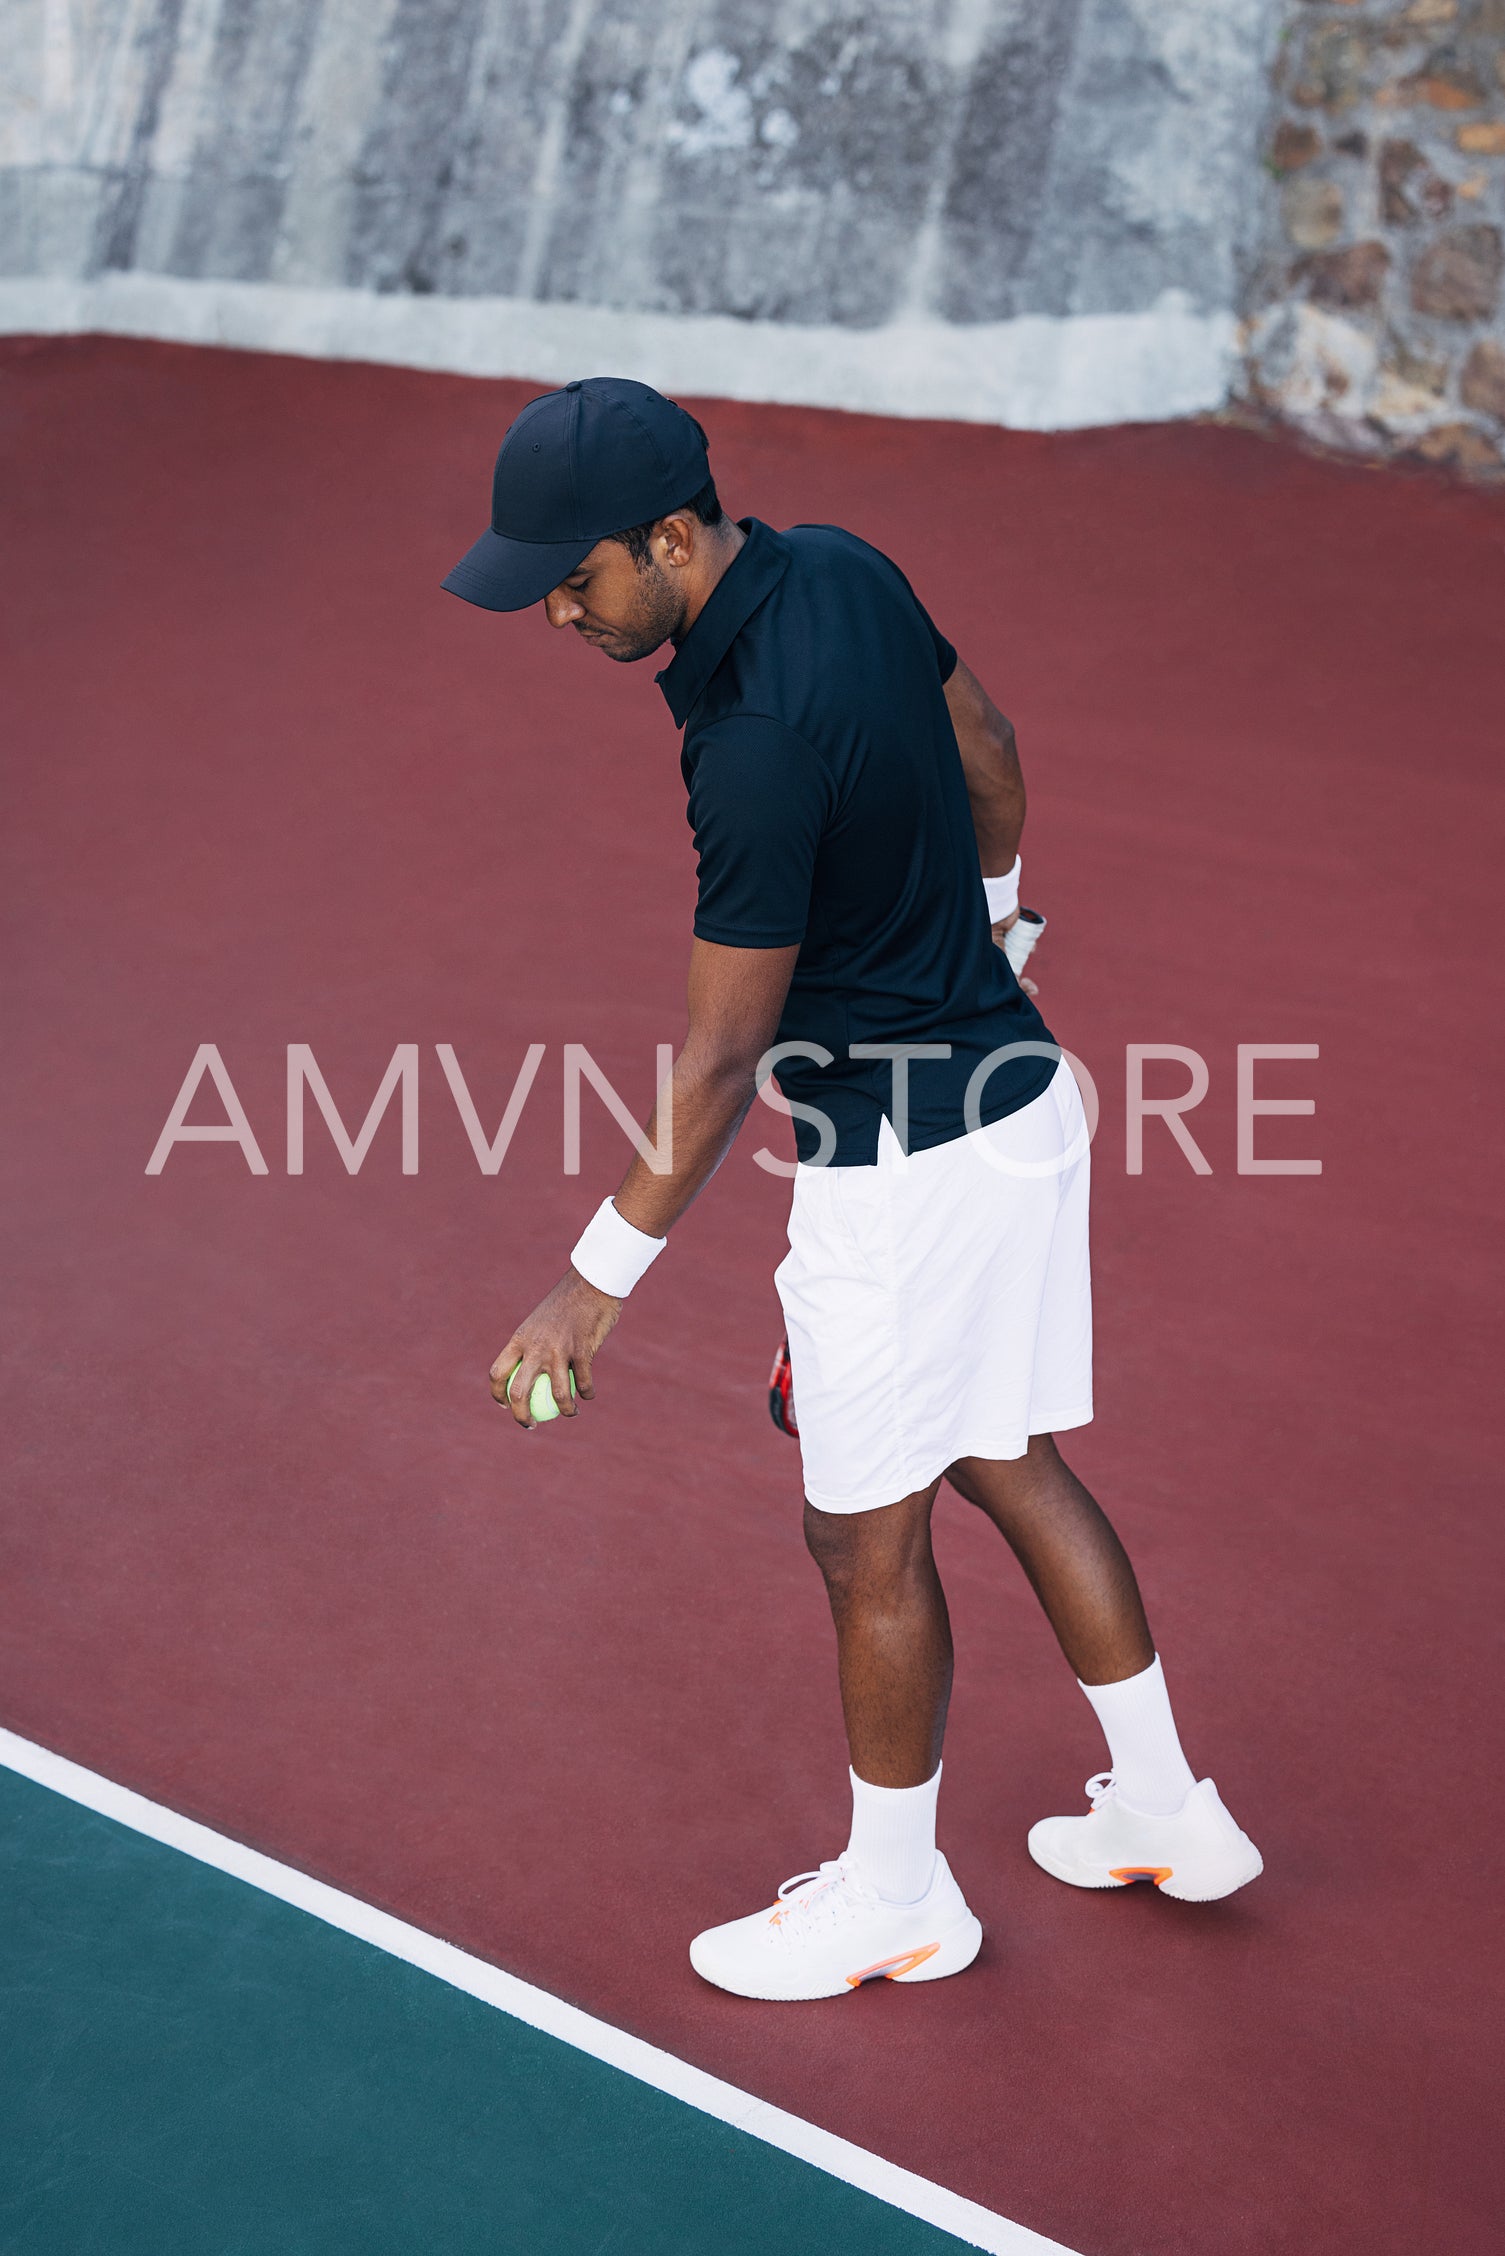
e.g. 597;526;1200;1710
0;272;1237;431
0;1725;1078;2256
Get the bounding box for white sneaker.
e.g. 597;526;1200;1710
1028;1773;1263;1902
689;1851;983;2001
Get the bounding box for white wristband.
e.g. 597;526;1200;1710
983;856;1021;924
570;1197;667;1299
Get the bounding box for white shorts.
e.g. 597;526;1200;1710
773;1057;1093;1514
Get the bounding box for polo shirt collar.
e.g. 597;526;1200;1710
655;518;789;727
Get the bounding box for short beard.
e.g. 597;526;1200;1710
600;554;689;661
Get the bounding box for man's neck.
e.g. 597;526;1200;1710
675;520;748;644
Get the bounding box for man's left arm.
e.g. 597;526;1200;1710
490;937;798;1428
944;656;1026;900
944;656;1043;988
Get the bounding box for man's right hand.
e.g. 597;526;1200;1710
490;1268;621;1429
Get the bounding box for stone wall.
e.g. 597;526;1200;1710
1242;0;1505;474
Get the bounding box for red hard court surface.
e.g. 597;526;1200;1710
3;337;1502;2256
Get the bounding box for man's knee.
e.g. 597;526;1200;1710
803;1490;936;1603
803;1499;865;1595
949;1434;1061;1509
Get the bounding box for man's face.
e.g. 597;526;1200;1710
543;534;687;662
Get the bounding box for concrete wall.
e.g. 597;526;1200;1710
0;0;1279;428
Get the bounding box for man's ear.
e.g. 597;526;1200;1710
655;512;697;569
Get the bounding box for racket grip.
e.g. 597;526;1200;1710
1002;907;1046;978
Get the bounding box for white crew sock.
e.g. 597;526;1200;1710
846;1764;941;1903
1078;1654;1198;1816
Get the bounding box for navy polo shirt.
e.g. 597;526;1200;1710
656;518;1059;1165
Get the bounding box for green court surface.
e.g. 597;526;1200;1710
0;1764;991;2255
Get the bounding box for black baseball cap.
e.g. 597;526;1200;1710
441;377;712;613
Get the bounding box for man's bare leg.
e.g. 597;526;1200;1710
689;1475;984;1992
945;1435;1154;1687
949;1435;1216;1829
788;1440;1258;1927
952;1439;1265;1897
803;1478;950;1789
801;1444;1155;1788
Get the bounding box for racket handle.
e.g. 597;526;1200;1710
1002;907;1046;979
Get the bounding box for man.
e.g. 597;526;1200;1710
444;377;1261;2003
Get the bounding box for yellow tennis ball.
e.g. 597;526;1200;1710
508;1363;577;1422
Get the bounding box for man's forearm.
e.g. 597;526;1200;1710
966;726;1026;877
492;939;795;1423
608;1039;760;1244
494;1043;755;1422
957;709;1025;875
944;658;1027;876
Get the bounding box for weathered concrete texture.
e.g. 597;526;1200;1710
1240;0;1505;475
0;0;1278;334
938;2;1280;322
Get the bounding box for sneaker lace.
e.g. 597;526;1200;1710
1085;1771;1118;1811
766;1853;879;1945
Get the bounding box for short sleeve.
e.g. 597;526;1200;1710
863;538;957;681
886;571;955;683
916;599;958;685
684;716;834;948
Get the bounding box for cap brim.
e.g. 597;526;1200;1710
440;526;596;613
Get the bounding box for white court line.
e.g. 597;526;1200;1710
0;1726;1078;2256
